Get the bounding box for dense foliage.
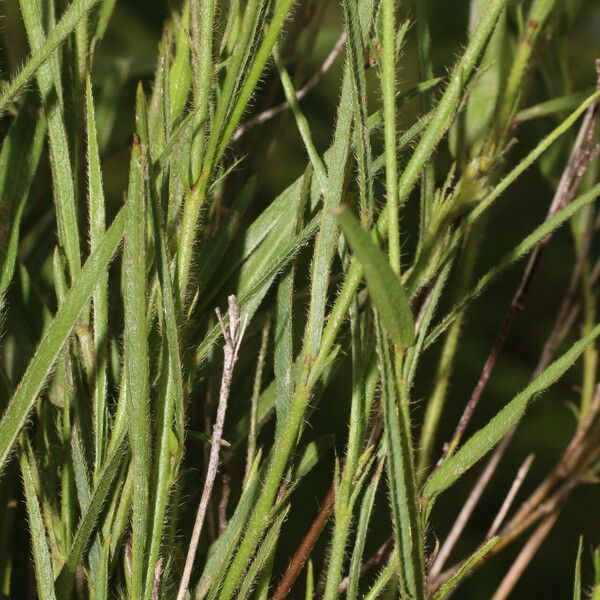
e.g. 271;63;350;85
0;0;599;598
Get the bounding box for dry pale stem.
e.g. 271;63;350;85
177;295;247;600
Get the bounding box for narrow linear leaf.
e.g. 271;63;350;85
85;76;109;472
237;506;289;600
19;0;83;278
346;459;384;600
0;0;99;115
54;433;128;599
431;537;500;600
144;129;185;600
375;316;424;598
194;212;321;366
20;449;58;600
123;131;150;599
275;52;328;191
335;205;415;348
304;65;353;358
515;88;595;123
0;208;126;473
424;321;600;501
0;95;46;297
274;267;295;432
196;460;263;599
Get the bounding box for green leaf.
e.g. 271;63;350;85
144;99;186;600
54;432;128;599
123;117;150;599
342;0;374;223
274;267;295;432
450;2;506;154
169;4;193;123
304;64;353;358
0;94;46;298
0;208;126;473
592;547;600;599
423;321;600;501
335;205;415;348
346;460;384;600
85;76;109;473
0;0;99;116
291;435;336;481
19;0;83;279
275;50;328;192
196;459;263;599
515;88;595;123
375;315;424;598
20;449;58;600
194;212;321;367
431;537;499;600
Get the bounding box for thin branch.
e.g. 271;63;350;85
271;483;335;600
245;316;271;484
491;510;561;600
232;32;346;141
429;435;510;579
177;296;247;600
485;453;535;541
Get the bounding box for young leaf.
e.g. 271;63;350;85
335;205;415;348
423;321;600;501
431;537;499;600
54;432;128;599
20;449;59;600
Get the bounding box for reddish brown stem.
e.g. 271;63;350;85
271;483;335;600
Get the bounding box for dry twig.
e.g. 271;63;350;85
177;296;247;600
232;32;346;141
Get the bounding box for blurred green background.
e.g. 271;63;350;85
2;0;600;597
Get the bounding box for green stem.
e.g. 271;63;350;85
177;0;297;306
495;0;556;137
321;298;364;599
217;379;312;599
381;0;400;273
